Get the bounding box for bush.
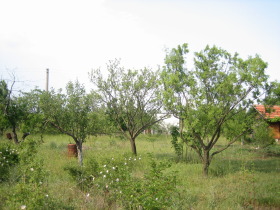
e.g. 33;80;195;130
1;138;72;209
65;155;179;209
262;144;280;157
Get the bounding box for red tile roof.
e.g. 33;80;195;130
254;105;280;119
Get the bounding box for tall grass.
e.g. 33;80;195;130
1;133;279;209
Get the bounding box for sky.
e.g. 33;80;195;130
0;0;280;93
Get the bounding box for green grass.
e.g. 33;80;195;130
1;134;280;209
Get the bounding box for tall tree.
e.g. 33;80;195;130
161;44;268;176
264;81;280;105
90;59;168;155
40;81;91;166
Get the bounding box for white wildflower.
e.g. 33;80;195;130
21;205;26;209
45;194;49;197
124;162;127;165
106;170;109;173
86;193;90;197
103;175;106;178
112;166;116;170
116;178;119;182
30;168;34;171
100;171;103;174
103;164;107;168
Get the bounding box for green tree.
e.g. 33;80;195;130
40;81;91;165
0;80;9;135
90;59;168;155
264;81;280;105
0;79;29;143
161;44;268;176
19;89;47;139
87;92;117;136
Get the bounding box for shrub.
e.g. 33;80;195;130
0;142;19;182
65;154;179;209
2;138;71;209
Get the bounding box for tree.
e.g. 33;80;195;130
0;80;9;135
161;44;268;176
19;89;47;139
40;81;91;166
0;79;28;143
90;59;168;155
264;81;280;105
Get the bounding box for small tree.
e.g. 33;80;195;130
0;80;9;135
19;89;47;140
264;81;280;105
161;44;268;176
40;81;91;166
90;60;168;155
0;79;28;143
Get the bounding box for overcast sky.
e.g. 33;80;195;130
1;0;280;93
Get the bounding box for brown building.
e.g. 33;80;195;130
254;105;280;140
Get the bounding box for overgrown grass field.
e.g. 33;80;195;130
1;134;279;209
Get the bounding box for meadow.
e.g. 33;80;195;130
0;134;279;209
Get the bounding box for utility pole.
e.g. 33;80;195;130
46;68;49;92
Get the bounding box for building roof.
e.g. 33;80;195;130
254;105;280;119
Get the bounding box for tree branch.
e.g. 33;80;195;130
210;128;250;159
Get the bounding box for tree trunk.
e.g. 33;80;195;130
76;141;83;166
12;125;19;144
130;138;137;155
203;149;210;176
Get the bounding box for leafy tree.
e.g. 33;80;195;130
6;96;29;143
87;92;117;136
161;44;268;176
0;80;9;135
0;79;28;143
90;59;168;155
264;81;280;105
252;119;275;147
19;89;47;139
40;81;91;166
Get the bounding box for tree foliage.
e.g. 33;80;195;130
0;79;29;143
0;80;9;134
40;81;92;165
161;44;268;175
90;59;168;155
264;81;280;105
